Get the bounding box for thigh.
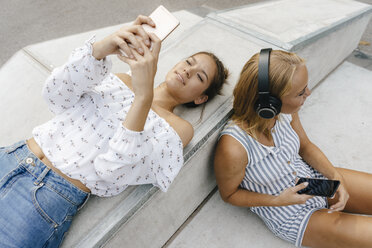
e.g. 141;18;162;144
328;167;372;214
302;209;372;248
0;167;76;248
0;169;53;247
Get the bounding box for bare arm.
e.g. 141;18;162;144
291;112;349;211
214;134;311;207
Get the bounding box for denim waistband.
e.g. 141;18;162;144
6;140;89;208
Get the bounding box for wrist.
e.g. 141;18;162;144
133;93;153;108
92;41;106;60
271;195;283;207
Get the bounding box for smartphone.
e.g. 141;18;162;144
142;5;180;41
296;178;340;198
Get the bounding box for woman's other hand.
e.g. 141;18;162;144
274;182;314;206
118;33;161;99
92;15;155;60
329;183;349;212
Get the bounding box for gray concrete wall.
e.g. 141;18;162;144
0;0;267;67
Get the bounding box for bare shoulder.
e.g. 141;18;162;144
166;114;194;147
215;134;248;173
115;73;133;90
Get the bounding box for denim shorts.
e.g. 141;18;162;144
0;140;89;248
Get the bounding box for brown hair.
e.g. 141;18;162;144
232;50;304;140
183;51;229;108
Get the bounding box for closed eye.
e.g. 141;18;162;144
186;59;191;65
298;85;307;96
197;73;204;82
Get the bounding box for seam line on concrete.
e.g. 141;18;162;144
162;186;219;247
22;48;54;73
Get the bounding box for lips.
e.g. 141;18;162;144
175;71;185;85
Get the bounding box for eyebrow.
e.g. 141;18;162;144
191;56;209;81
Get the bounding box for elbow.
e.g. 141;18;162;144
219;191;239;206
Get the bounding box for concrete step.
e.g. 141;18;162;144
166;61;372;248
208;0;372;89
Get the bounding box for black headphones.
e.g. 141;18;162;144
254;48;282;119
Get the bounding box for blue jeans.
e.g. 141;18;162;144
0;140;89;248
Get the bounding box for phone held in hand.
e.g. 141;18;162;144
143;5;180;41
296;178;340;198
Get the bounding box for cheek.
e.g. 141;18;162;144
281;98;302;113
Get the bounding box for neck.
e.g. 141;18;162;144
267;118;276;130
153;83;180;112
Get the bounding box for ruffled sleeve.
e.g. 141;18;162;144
42;36;112;114
93;124;154;184
149;119;184;192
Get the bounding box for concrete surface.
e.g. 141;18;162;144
2;0;372;69
209;0;372;89
0;0;267;68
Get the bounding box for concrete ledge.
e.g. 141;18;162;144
208;0;372;89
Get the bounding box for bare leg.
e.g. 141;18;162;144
329;168;372;214
302;209;372;248
302;168;372;247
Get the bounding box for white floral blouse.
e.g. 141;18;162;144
32;37;184;197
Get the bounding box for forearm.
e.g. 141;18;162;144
122;93;153;131
225;188;281;207
300;142;341;180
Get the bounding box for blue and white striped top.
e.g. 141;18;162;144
220;114;327;247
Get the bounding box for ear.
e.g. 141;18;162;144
193;94;208;105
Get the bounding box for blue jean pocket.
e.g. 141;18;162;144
32;183;76;227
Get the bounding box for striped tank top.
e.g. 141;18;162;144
220;114;327;247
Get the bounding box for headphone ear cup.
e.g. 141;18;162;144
255;96;282;119
268;95;282;115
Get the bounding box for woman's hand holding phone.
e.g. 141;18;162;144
328;182;349;212
118;33;161;98
274;182;314;206
92;15;155;60
119;31;161;132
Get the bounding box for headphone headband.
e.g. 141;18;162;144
254;48;282;119
258;48;272;95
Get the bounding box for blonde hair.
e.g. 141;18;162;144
232;50;305;140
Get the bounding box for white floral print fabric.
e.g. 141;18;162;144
32;37;184;197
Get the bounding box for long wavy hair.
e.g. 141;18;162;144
232;50;305;140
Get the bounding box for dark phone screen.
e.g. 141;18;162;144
296;178;340;197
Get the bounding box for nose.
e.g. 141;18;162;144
183;67;191;78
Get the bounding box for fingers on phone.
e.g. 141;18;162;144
148;33;161;56
134;15;156;27
115;37;134;59
329;203;344;212
295;182;309;192
134;26;151;47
